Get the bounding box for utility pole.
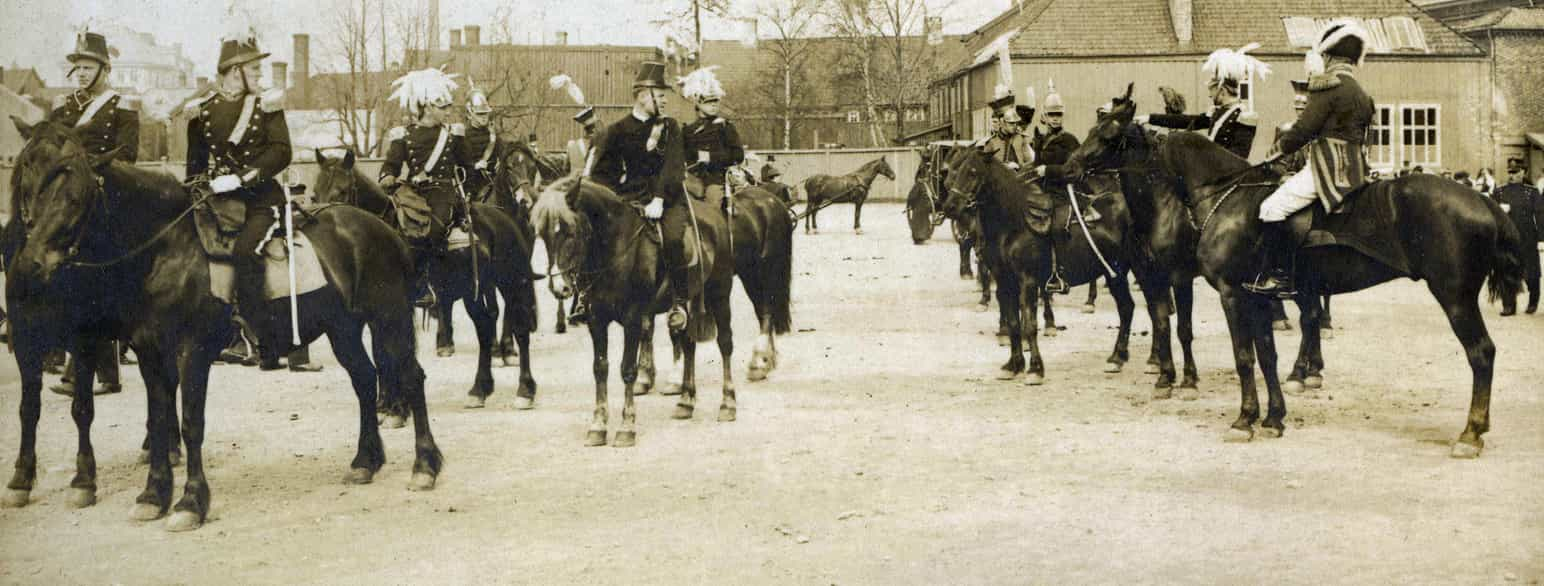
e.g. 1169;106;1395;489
694;0;703;65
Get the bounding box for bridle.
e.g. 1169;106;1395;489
38;157;213;269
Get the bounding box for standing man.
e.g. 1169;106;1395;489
1137;44;1267;160
680;66;745;212
583;61;692;331
186;24;293;368
381;67;470;309
460;86;501;202
1496;163;1541;315
47;28;139;397
1249;21;1375;297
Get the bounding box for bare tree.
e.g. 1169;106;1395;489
823;0;954;145
753;0;822;149
320;0;385;155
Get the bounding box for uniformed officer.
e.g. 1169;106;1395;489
1029;80;1080;183
567;106;599;172
1266;79;1311;174
680;66;745;212
460;86;502;201
381;67;471;307
1496;163;1542;315
47;28;140;397
1250;22;1376;297
983;86;1034;170
185;25;292;367
1137;44;1268;160
584;61;693;331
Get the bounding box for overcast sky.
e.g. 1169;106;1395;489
2;0;1008;85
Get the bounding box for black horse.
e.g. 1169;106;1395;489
6;121;441;532
310;149;538;411
729;185;795;381
533;176;737;447
1081;119;1521;456
802;156;895;235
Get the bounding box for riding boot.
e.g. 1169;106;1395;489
567;278;591;325
1243;222;1296;298
668;267;690;332
1527;288;1539;315
412;245;438;309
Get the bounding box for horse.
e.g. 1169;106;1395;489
802;155;895;234
488;143;575;334
1096;119;1521;456
533;176;736;447
728;185;795;381
6;120;441;532
310;149;539;411
940;145;1151;384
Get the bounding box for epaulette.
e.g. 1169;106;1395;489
712;117;726;125
449;123;466;136
386;126;406;141
258;88;285;113
52;94;70;110
1308;73;1343;92
182;92;214;117
1237;111;1258;127
117;95;140;112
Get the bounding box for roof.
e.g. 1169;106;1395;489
949;0;1483;74
1529;133;1544;149
1454;7;1544;32
2;68;45;94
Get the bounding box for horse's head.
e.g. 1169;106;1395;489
876;156;896;181
10;117;78;225
493;143;540;209
940;146;987;219
1067;83;1139;178
13;138;120;284
531;176;595;299
311;148;359;206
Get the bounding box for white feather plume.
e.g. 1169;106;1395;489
1203;42;1271;84
389;67;461;115
221;1;261;45
996;41;1014;95
679;66;725;101
548;74;586;105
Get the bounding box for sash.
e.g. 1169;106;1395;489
227;95;258;145
74;90;118;128
1308;137;1368;213
477;128;497;167
1208;105;1242;141
424;126;450;174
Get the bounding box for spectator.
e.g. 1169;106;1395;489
1454;170;1473;189
1476;167;1496;195
1413;165;1426;175
1494;165;1541;315
1398;160;1413;177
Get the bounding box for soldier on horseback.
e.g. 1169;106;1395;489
1266;79;1312;174
983;88;1034;170
680;66;745;212
186;23;292;366
380;67;472;308
46;28;140;397
1137;44;1267;160
1248;21;1375;297
1029;80;1082;293
459;86;501;202
578;61;693;331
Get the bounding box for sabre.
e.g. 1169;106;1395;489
285;170;301;346
455;166;480;298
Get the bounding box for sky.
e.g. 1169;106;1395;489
1;0;1009;85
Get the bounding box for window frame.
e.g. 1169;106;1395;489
1367;104;1395;168
1398;103;1441;169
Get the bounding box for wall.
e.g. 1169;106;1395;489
1490;31;1544;166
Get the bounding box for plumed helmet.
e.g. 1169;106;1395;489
1043;79;1064;114
466;87;493;115
68;29;112;66
1305;19;1370;76
1203;43;1271;88
218;12;270;74
389;67;461;116
679;66;725;103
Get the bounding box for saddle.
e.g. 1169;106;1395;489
193;200;331;304
192;194;250;259
391;184;437;241
1284;178;1414;277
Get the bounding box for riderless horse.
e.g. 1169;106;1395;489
802;156;895;235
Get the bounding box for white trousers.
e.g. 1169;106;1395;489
1259;167;1317;222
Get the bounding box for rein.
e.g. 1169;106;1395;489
1188;181;1278;237
64;177;215;269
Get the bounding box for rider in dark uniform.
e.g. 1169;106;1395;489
582;61;692;331
1138;44;1266;160
45;29;139;397
680;66;745;212
1496;163;1542;315
982;87;1034;171
1029;81;1082;294
186;25;293;368
380;67;471;307
459;87;502;202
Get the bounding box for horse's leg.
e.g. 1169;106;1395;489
1269;299;1292;331
804;197;815;234
1285;292;1325;396
744;270;774;382
958;237;974;280
331;321;385;485
671;331;699;420
1138;270;1178;393
1438;294;1495;458
497;286;518;367
395;328;441;491
853;198;864;235
2;335;46;508
435;298;455;357
1103;274;1136;373
129;343;177;522
979;258;993;311
166;339;215;532
585;318;611;446
462;296;496;409
373;330;409;429
1022;280;1046;386
1320;294;1335;338
1217;287;1261;442
1175;279;1201;397
993;269;1025;380
615;319;643;447
66;334;105;509
1040;287;1058;337
1083;278;1099;313
1249;294;1288;439
554;293;567;335
513;285;539;410
713;292;737;422
637;316;657;395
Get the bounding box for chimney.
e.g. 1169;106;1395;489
449;28;462;48
553;31;569;46
271;61;288;90
1169;0;1193;46
464;25;480;47
293;34;311;109
429;0;440;51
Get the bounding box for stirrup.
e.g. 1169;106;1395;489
1045;273;1070;295
568;298;591;325
1242;271;1295;299
414;283;437;309
667;303;689;331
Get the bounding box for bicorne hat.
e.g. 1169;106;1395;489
632;61;670;90
219;27;270;73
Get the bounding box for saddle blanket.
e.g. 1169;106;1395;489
1298;179;1414;277
208;231;329;303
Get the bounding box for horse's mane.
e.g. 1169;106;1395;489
1162;132;1261;187
100;160;191;209
504;140;563;181
856;156;889;177
532;175;583;234
972;149;1036;233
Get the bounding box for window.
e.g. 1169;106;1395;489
883;110;897;122
1400;104;1440;167
906;108;926;122
846;110;861;123
1367;105;1394;167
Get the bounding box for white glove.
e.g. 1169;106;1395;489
697;150;711;164
1501;203;1512;213
1134;115;1150;125
1033;165;1047;177
474;160;488;171
644;197;664;220
211;174;243;194
1006;162;1020;170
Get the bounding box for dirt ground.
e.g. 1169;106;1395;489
1;202;1540;585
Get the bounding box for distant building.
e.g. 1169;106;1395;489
0;84;46;160
1426;3;1544;178
96;25;196;93
2;67;46;100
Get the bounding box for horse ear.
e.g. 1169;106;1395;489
1123;82;1134;101
89;147;121;170
342;149;356;170
314;148;328;165
11;116;34;139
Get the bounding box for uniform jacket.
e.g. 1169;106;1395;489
587;111;687;206
682;115;744;183
984;132;1033;168
380;123;470;187
49;89;139;162
1279;68;1375;156
185;89;291;207
1032;128;1081;184
459;124;502;194
1270;123;1308;173
1495;183;1542;243
1148;103;1258;159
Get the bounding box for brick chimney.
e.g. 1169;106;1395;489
1169;0;1193;46
271;61;288;90
450;28;462;49
293;34;311;109
464;25;480;47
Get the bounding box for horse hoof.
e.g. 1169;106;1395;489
995;335;1010;347
718;406;737;422
1273;320;1292;332
672;405;695;420
1450;440;1483;459
1283;379;1306;396
342;468;374;485
632;383;652;397
995;368;1021;381
513;396;535;411
747;368;768;382
67;487;97;509
613;431;637;448
1144;362;1161;375
1043;328;1058;338
1023;372;1045;386
1176;386;1200;401
960;273;975;281
855;229;864;235
436;346;455;358
1320;328;1335;340
1151;386;1173;400
1103;362;1123;374
381;414;407;429
976;303;990;313
1081;304;1096;314
129;502;164;522
1223;427;1254;443
585;430;608;447
659;384;683;397
2;489;30;508
165;511;203;532
463;395;486;409
1304;375;1323;389
407;472;437;492
499;355;517;368
1259;426;1284;439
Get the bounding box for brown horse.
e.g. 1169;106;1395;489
802;155;895;234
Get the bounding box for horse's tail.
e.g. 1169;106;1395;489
1483;197;1525;304
766;216;794;335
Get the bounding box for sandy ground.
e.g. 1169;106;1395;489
0;203;1541;585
